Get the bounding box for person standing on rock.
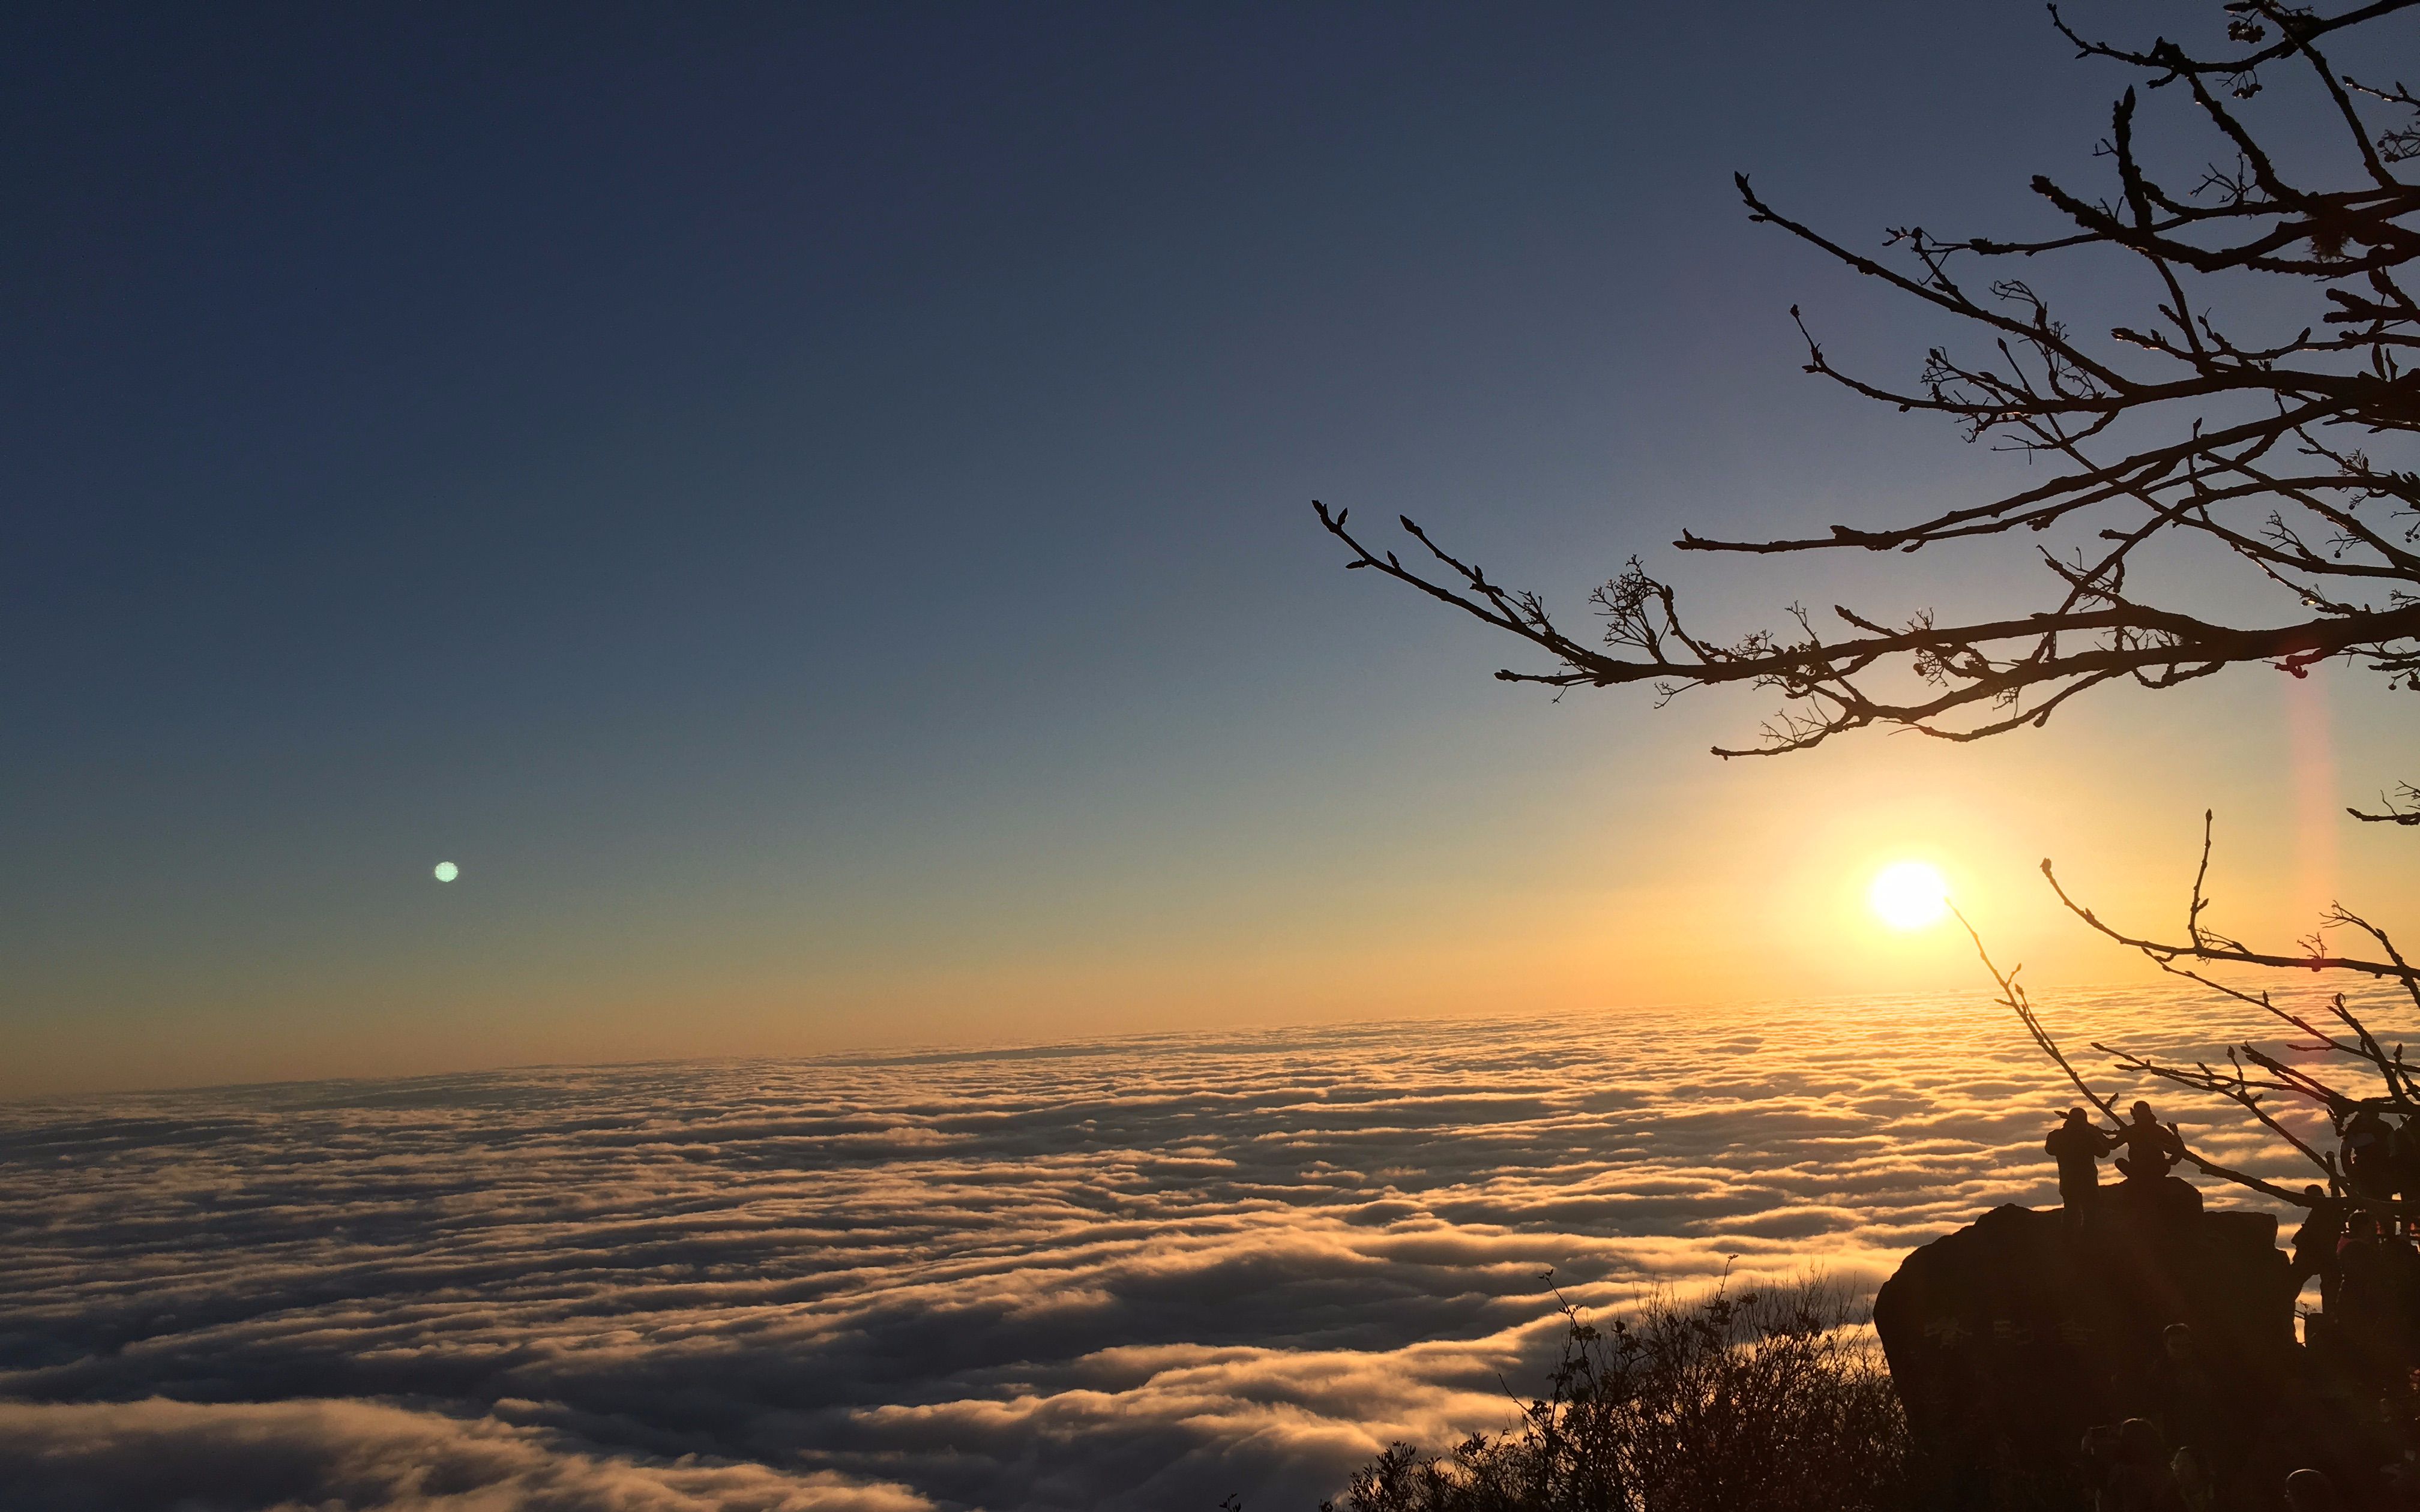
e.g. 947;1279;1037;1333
2047;1107;2116;1228
2391;1115;2420;1232
2341;1107;2394;1204
2109;1101;2185;1184
2290;1184;2349;1313
2332;1211;2420;1391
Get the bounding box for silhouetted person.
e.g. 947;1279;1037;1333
2099;1417;2182;1512
2335;1208;2379;1264
2152;1323;2223;1464
2395;1117;2420;1228
2291;1185;2349;1310
2381;1422;2420;1509
2382;1451;2420;1511
2335;1213;2420;1391
2048;1106;2114;1226
2083;1423;2124;1505
2169;1445;2214;1512
2286;1466;2343;1512
2344;1108;2395;1203
2110;1100;2185;1186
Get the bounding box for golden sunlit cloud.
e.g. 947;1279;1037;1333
1868;860;1949;930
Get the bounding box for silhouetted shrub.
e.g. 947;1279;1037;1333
1325;1276;1911;1512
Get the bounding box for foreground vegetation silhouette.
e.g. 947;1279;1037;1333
1323;1279;1911;1512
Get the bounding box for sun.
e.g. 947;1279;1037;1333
1868;860;1950;930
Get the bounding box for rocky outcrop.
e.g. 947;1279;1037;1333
1875;1186;2297;1501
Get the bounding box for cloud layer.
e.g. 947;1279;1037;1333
0;990;2358;1510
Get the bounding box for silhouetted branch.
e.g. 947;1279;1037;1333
1996;809;2420;1213
2041;851;2420;985
1319;1;2419;796
1957;907;2117;1123
2350;781;2420;824
1312;0;2420;1221
2092;1039;2337;1176
1957;904;2322;1207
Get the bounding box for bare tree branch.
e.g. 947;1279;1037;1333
1956;904;2328;1207
1318;1;2420;794
2002;812;2420;1214
1314;2;2420;1222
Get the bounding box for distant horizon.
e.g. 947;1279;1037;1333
8;970;2370;1102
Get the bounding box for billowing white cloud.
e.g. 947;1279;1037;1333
0;988;2367;1510
0;1397;933;1511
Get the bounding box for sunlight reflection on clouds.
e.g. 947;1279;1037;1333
0;989;2374;1510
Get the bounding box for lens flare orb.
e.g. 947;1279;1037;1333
1868;860;1949;930
433;861;459;883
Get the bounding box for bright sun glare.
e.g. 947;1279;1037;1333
1868;860;1950;930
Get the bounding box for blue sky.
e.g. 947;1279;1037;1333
8;2;2416;1092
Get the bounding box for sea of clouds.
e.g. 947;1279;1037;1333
0;988;2365;1511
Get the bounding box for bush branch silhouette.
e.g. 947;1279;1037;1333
1324;1274;1910;1512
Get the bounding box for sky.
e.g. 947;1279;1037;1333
7;1;2419;1096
